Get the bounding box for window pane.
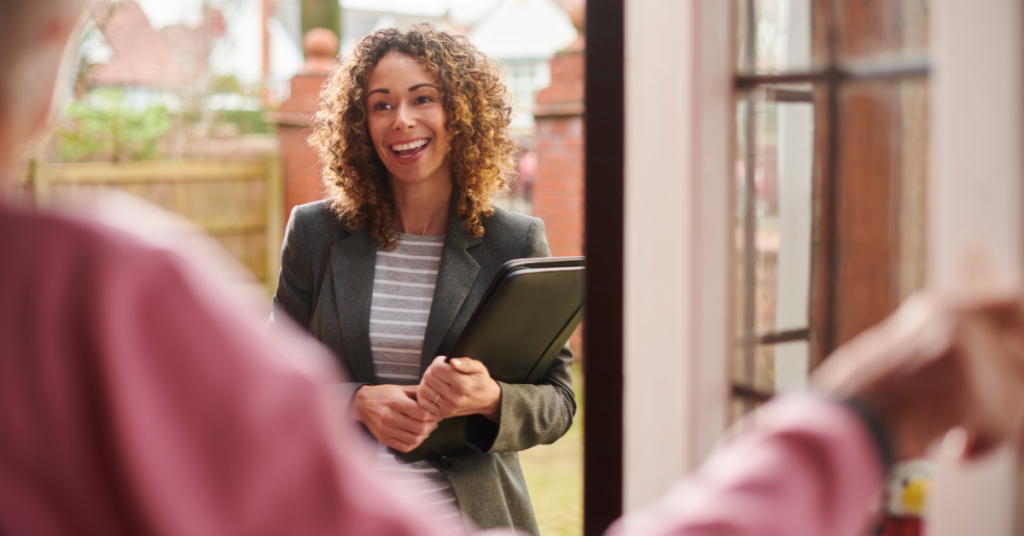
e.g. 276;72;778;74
773;340;810;392
730;340;810;418
737;0;819;73
754;344;776;393
832;78;930;344
732;340;811;395
734;87;816;388
836;0;929;64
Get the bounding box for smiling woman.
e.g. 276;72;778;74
272;25;576;536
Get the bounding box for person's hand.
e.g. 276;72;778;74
352;384;441;453
417;356;503;423
813;291;1024;460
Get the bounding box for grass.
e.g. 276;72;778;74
519;364;583;536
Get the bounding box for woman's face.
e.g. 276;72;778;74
365;51;452;190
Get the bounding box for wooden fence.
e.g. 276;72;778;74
14;155;285;295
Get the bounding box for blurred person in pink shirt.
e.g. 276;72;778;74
0;1;457;534
3;1;1024;536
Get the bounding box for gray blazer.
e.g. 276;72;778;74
270;199;575;534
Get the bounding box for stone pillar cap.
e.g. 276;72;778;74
302;28;339;74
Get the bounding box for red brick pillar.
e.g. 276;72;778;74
532;28;585;258
533;14;585;355
270;28;337;218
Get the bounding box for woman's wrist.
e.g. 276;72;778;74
479;381;503;423
350;384;369;423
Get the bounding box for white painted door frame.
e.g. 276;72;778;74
622;0;733;512
928;0;1024;534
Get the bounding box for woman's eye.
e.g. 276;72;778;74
372;102;391;111
415;95;434;104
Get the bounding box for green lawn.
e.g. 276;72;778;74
519;365;583;536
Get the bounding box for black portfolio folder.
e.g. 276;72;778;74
394;256;585;463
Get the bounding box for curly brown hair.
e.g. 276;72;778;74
309;24;517;249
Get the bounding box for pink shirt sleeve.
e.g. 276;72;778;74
0;208;451;536
607;396;886;536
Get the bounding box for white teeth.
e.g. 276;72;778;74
391;139;428;152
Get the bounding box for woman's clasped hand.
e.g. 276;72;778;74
353;356;502;453
352;384;440;453
417;356;503;423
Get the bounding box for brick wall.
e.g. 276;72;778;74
533;35;585;258
533;116;585;257
533;31;586;356
270;29;336;220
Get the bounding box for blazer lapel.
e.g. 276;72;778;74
420;208;482;371
330;227;378;383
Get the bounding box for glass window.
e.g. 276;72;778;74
737;0;818;73
733;0;930;413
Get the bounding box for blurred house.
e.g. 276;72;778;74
81;1;226;108
341;8;454;53
467;0;577;130
339;0;499;49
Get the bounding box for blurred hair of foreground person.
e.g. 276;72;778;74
3;2;1024;536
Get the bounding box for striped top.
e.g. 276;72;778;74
369;233;443;384
369;232;464;534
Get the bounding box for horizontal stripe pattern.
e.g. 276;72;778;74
370;346;420;355
372;292;433;302
374;444;465;535
369;233;461;533
376;266;439;275
369;232;443;384
372;319;428;327
378;251;443;261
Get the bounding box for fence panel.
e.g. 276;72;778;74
14;156;285;296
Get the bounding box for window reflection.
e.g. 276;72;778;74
737;0;814;73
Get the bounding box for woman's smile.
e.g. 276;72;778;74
389;137;431;162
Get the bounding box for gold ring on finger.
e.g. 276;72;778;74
433;394;441;406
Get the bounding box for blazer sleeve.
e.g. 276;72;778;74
464;218;577;453
270;206;313;331
270;206;368;399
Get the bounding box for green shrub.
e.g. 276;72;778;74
55;88;172;161
220;109;274;135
